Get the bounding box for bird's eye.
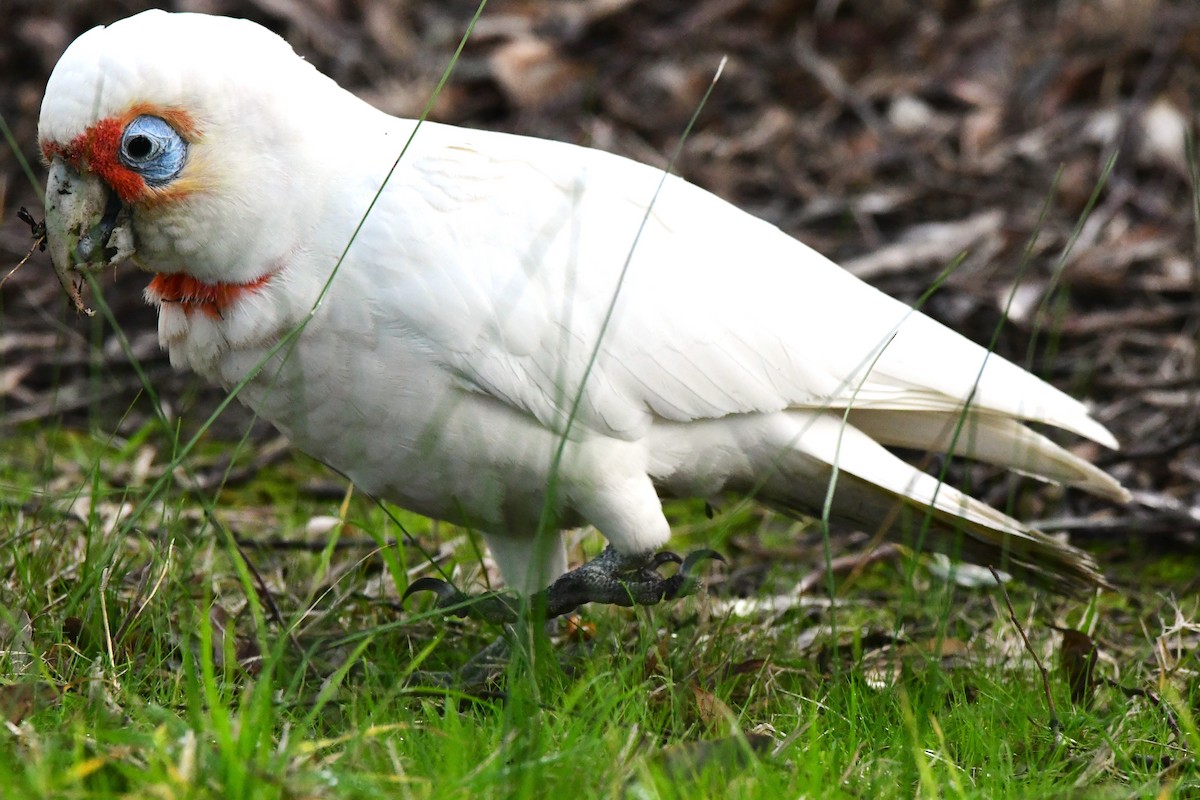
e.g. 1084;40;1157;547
125;134;154;160
119;115;187;186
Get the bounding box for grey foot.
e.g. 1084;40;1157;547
539;545;723;617
403;545;723;623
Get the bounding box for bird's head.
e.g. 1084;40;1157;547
38;10;352;317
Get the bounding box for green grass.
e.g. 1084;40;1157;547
1;421;1196;798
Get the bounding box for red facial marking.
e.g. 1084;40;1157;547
146;272;272;320
41;105;199;205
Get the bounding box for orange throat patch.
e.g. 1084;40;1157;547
146;272;272;319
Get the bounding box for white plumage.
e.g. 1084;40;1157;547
40;11;1126;598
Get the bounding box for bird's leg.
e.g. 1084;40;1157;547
403;546;722;623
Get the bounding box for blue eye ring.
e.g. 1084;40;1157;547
119;115;187;186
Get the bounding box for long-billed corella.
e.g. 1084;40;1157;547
39;10;1127;615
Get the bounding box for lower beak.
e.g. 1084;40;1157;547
44;158;135;313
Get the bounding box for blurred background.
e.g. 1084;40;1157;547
2;0;1198;563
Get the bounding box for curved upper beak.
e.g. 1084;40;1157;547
45;158;135;271
44;158;135;313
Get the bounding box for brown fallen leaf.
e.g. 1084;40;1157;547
843;210;1005;280
489;38;585;110
0;681;62;725
689;682;735;728
561;614;596;643
796;542;904;595
1059;628;1099;706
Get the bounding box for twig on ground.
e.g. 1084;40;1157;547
796;543;904;595
989;565;1060;743
1;213;45;290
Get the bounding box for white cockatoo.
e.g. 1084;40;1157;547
40;11;1127;613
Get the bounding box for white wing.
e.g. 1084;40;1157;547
364;121;1123;501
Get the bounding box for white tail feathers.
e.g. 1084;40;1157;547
756;409;1118;595
846;409;1129;503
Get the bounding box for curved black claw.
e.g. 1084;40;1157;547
402;577;521;624
680;548;726;573
648;551;684;570
662;548;726;600
403;577;468;608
